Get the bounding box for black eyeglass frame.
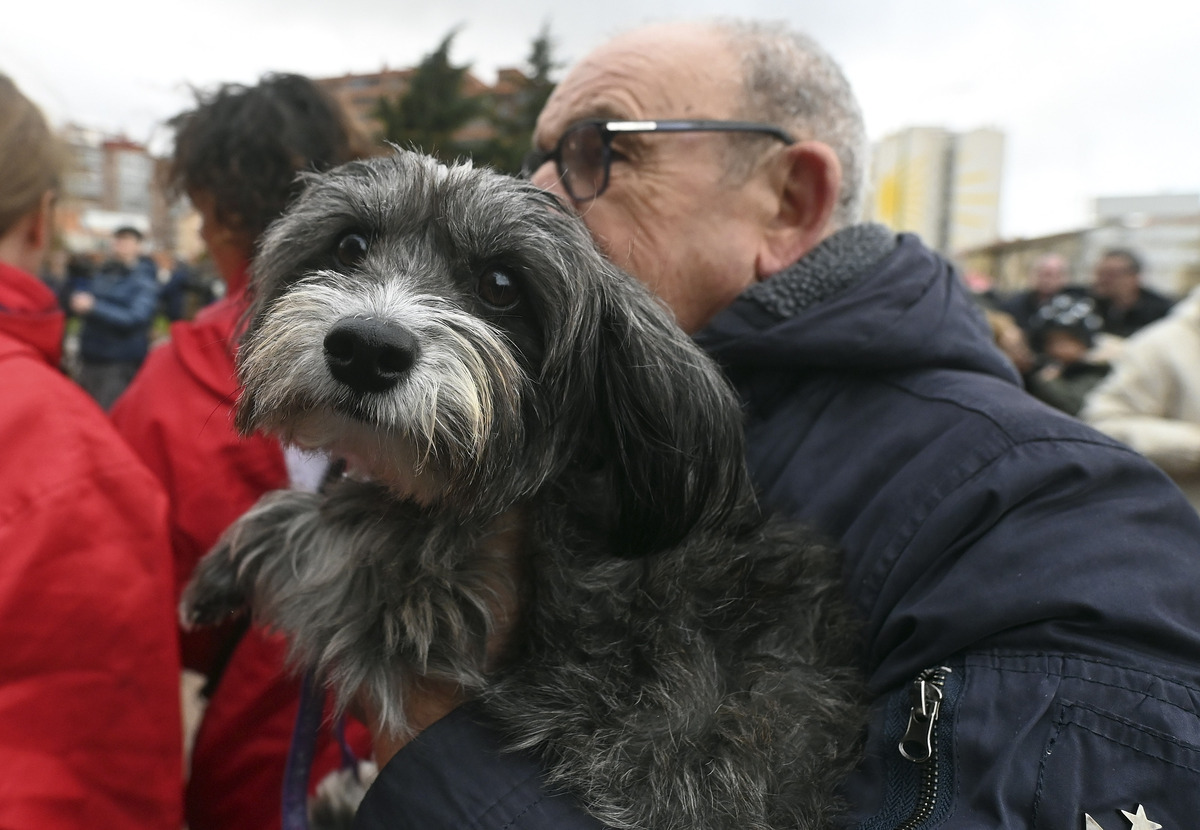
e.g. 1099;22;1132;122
521;119;797;202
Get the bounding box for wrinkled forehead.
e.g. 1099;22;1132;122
535;24;743;140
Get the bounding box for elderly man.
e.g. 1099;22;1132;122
355;19;1200;829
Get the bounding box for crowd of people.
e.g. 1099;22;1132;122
3;14;1200;830
37;226;221;408
982;249;1179;417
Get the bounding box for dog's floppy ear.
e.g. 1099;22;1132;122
592;271;759;557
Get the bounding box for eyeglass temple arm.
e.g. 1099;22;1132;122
602;120;796;144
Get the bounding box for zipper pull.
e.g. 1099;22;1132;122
899;667;949;762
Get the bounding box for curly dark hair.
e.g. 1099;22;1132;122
169;73;376;243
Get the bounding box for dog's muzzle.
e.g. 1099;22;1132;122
323;317;420;394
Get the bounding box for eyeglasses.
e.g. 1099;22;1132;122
521;119;797;203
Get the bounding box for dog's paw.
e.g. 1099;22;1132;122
179;543;248;629
179;489;325;628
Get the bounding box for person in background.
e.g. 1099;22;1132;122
1024;296;1110;415
69;224;159;408
0;72;182;829
999;252;1085;338
110;73;378;830
1082;285;1200;511
1089;248;1173;339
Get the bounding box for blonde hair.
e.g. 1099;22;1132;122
0;74;62;237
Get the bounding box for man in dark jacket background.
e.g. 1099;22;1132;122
354;18;1200;829
69;225;158;408
1089;247;1174;338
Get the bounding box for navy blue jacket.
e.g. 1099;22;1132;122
697;233;1200;827
354;233;1200;828
77;257;159;364
354;705;604;830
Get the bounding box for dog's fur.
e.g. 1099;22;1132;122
181;151;866;829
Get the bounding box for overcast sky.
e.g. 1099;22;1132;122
5;0;1198;240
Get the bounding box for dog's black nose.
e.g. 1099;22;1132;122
323;317;419;393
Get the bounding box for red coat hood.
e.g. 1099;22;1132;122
163;259;252;399
0;262;65;367
167;291;249;399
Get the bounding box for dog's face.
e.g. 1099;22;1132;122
238;151;755;554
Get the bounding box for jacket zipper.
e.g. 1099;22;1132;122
895;666;951;830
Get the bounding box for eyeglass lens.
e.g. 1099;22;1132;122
560;123;609;201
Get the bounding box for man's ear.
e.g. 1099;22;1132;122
755;141;842;278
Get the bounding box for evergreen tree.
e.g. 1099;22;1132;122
474;24;560;174
518;23;559;132
375;28;482;162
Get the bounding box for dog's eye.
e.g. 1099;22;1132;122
335;233;369;268
477;268;519;310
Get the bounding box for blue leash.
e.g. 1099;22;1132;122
281;669;326;830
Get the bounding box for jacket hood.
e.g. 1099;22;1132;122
167;292;247;399
696;230;1021;385
0;261;65;367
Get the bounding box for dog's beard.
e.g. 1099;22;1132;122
238;272;528;506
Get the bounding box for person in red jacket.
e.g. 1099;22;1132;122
0;73;183;829
110;74;376;830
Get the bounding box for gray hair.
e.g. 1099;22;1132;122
716;20;868;229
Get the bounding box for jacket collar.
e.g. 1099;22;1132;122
697;228;1021;386
742;223;897;319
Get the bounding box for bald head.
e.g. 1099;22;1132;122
537;22;745;141
546;21;866;227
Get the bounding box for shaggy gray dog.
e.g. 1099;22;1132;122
181;150;866;829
